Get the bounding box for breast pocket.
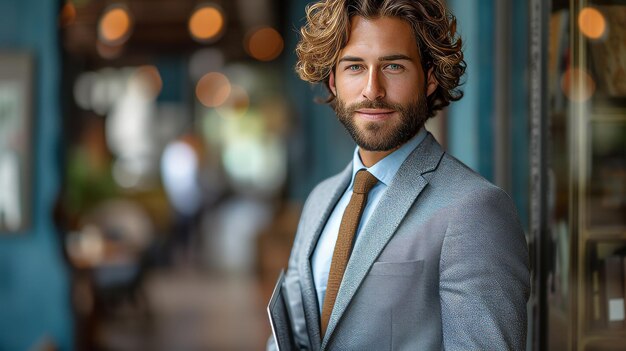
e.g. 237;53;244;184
362;259;428;350
350;260;425;350
368;259;424;277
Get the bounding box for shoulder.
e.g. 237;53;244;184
428;152;521;228
433;153;513;201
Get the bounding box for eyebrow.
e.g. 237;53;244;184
337;54;413;64
379;54;413;61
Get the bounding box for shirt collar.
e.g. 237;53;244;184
349;128;427;189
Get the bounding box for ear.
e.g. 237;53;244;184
425;67;438;97
329;69;337;96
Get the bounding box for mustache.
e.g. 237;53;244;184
344;100;402;113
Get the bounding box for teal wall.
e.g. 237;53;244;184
448;0;530;227
447;0;495;180
0;0;74;350
286;0;355;201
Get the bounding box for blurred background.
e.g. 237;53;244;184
0;0;624;350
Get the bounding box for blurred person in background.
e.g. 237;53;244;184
269;0;530;350
161;134;207;265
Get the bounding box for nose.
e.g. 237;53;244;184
362;69;385;101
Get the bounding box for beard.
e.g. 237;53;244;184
331;95;428;152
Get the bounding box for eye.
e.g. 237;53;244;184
385;63;404;71
345;64;363;72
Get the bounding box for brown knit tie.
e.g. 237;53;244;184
320;169;378;338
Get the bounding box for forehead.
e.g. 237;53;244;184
340;16;420;59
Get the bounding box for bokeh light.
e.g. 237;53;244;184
59;2;76;27
66;225;105;267
96;40;124;60
561;67;596;102
161;141;202;216
133;65;163;100
98;5;133;45
73;72;96;110
578;7;606;40
216;85;250;118
189;5;224;42
245;27;284;62
196;72;231;107
112;160;142;189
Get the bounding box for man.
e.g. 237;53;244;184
269;0;530;350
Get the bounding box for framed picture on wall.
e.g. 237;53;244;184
0;52;34;233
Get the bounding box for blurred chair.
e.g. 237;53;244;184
66;198;156;325
84;199;154;313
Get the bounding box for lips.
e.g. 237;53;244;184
355;109;395;121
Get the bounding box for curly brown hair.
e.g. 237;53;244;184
296;0;466;118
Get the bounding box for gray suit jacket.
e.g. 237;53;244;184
270;133;530;350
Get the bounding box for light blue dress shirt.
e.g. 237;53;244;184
311;128;428;312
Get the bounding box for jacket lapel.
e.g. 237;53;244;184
321;133;444;349
298;163;352;350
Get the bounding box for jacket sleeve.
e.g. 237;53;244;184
439;186;530;350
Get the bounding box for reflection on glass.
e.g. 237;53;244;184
586;241;626;331
588;6;626;99
561;67;596;102
588;122;626;228
583;8;626;346
547;6;572;350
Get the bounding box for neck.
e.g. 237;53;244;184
358;147;398;168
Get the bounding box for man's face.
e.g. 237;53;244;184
329;16;437;152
